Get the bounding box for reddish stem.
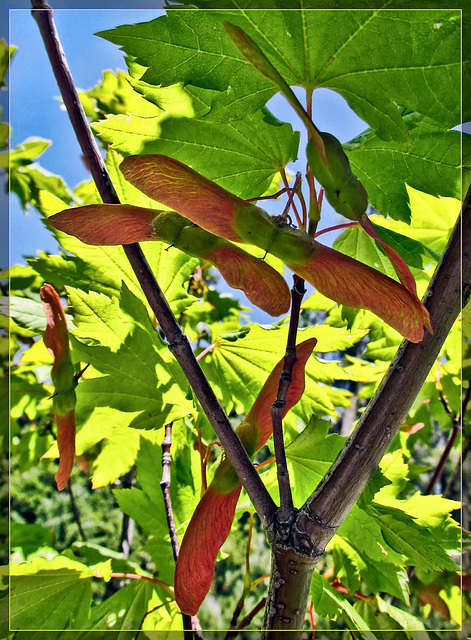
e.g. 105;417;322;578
255;455;275;470
330;579;369;601
246;187;289;202
314;222;359;238
105;572;173;592
196;343;215;362
281;168;303;229
309;601;316;640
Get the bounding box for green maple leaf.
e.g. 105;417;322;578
310;571;379;637
283;416;345;505
345;127;468;223
201;323;366;418
99;9;461;140
0;40;15;89
70;284;193;431
333;536;410;604
79;579;168;636
92;108;299;199
10;556;95;630
367;503;459;573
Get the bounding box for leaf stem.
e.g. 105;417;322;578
195;343;215;361
425;420;461;495
31;0;276;530
280;168;303;229
160;423;179;563
271;275;306;521
105;572;174;595
309;601;316;640
226;512;255;636
236;597;267;631
314;222;359;238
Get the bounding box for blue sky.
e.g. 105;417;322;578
7;7;371;322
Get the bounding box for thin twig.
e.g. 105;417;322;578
425;431;461;494
160;424;180;562
445;434;471;497
31;0;276;530
314;222;359;238
66;478;86;541
309;601;316;640
226;512;255;636
271;275;306;521
246;187;289;202
235;597;267;631
425;365;461;495
160;424;202;640
118;468;136;559
435;363;456;421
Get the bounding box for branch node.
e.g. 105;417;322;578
168;332;188;350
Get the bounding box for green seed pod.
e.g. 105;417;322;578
306;133;352;192
269;224;315;265
150;210;189;245
54;389;77;417
223;22;291;97
233;201;280;252
324;175;369;221
53;359;75;396
339;175;369;219
178;223;223;255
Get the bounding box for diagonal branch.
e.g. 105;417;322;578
296;186;471;553
31;0;276;529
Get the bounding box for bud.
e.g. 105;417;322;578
40;284;76;490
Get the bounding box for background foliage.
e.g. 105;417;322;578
2;4;470;637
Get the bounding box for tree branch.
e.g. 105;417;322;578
295;186;471;554
31;0;276;529
271;275;306;521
